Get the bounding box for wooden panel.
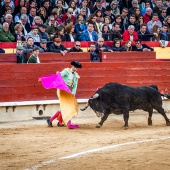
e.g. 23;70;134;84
0;53;16;63
101;52;156;62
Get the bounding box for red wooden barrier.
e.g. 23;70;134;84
100;52;156;62
0;62;170;102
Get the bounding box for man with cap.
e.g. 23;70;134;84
49;36;68;55
46;60;82;128
104;6;115;23
39;39;49;52
16;45;27;63
38;24;50;42
62;8;76;24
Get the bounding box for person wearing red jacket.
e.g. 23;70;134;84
122;25;138;41
62;8;76;24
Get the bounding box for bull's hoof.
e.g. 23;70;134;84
124;126;129;130
96;124;102;128
148;119;152;125
166;121;170;126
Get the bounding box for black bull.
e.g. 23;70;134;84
81;82;170;128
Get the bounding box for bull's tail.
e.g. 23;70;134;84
80;103;89;111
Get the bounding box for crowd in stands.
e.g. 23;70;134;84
0;0;170;61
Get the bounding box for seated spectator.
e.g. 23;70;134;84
101;24;110;41
49;37;68;56
16;45;27;63
103;6;114;23
109;39;126;52
0;48;5;53
23;37;44;54
38;24;50;42
91;0;105;14
147;13;162;33
152;25;161;41
159;24;170;41
62;8;76;25
110;0;120;16
88;44;100;62
55;0;65;16
26;26;41;42
14;23;26;42
128;0;138;15
143;7;152;24
80;22;98;42
100;16;112;32
51;8;63;26
95;38;109;52
125;14;138;31
65;24;76;42
39;39;49;52
32;16;43;27
4;14;15;36
37;7;48;24
141;1;151;15
132;39;154;51
0;22;15;42
137;24;154;41
164;16;170;32
69;41;83;52
159;8;167;25
14;7;27;23
74;14;87;41
136;15;144;30
109;22;122;41
27;47;40;63
123;40;133;51
55;25;66;41
77;0;91;18
122;25;138;41
153;0;162;15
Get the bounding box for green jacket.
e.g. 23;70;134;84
27;54;40;63
0;28;15;42
61;68;80;95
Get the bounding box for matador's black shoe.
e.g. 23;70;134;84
57;122;64;127
47;119;53;127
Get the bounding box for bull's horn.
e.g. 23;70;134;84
90;93;99;99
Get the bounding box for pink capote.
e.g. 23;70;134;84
39;73;79;129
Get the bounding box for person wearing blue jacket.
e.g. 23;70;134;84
80;22;98;42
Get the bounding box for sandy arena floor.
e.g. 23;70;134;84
0;110;170;170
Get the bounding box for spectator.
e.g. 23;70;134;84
103;6;114;23
101;24;110;41
55;25;66;41
95;37;109;52
100;16;112;31
143;7;152;24
0;22;15;42
153;0;163;15
113;15;124;33
39;39;49;52
88;44;100;62
28;7;37;26
14;7;27;23
77;0;90;18
109;22;122;41
164;16;170;32
110;0;120;16
128;0;138;15
74;14;87;41
122;25;138;41
69;41;83;52
23;37;43;54
26;25;41;42
159;8;167;25
38;24;50;41
65;24;76;42
136;15;144;30
80;22;98;42
27;47;40;63
134;7;141;21
55;0;66;15
95;9;104;24
137;24;154;41
42;0;53;17
14;23;26;42
0;48;5;53
4;14;15;36
91;0;105;14
125;14;138;31
138;0;145;12
152;26;161;41
109;38;126;52
124;40;133;51
13;0;26;16
79;7;88;22
62;8;76;25
37;7;48;24
147;13;162;33
87;14;101;34
18;14;31;36
141;1;151;15
121;7;129;31
68;0;78;16
16;45;27;63
49;37;68;55
132;39;154;51
51;8;62;26
32;16;43;27
45;15;57;40
159;24;170;41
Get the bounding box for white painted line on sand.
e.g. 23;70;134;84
25;136;170;170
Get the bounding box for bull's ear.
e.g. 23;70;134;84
91;93;99;99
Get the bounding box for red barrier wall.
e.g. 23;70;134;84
0;62;170;102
